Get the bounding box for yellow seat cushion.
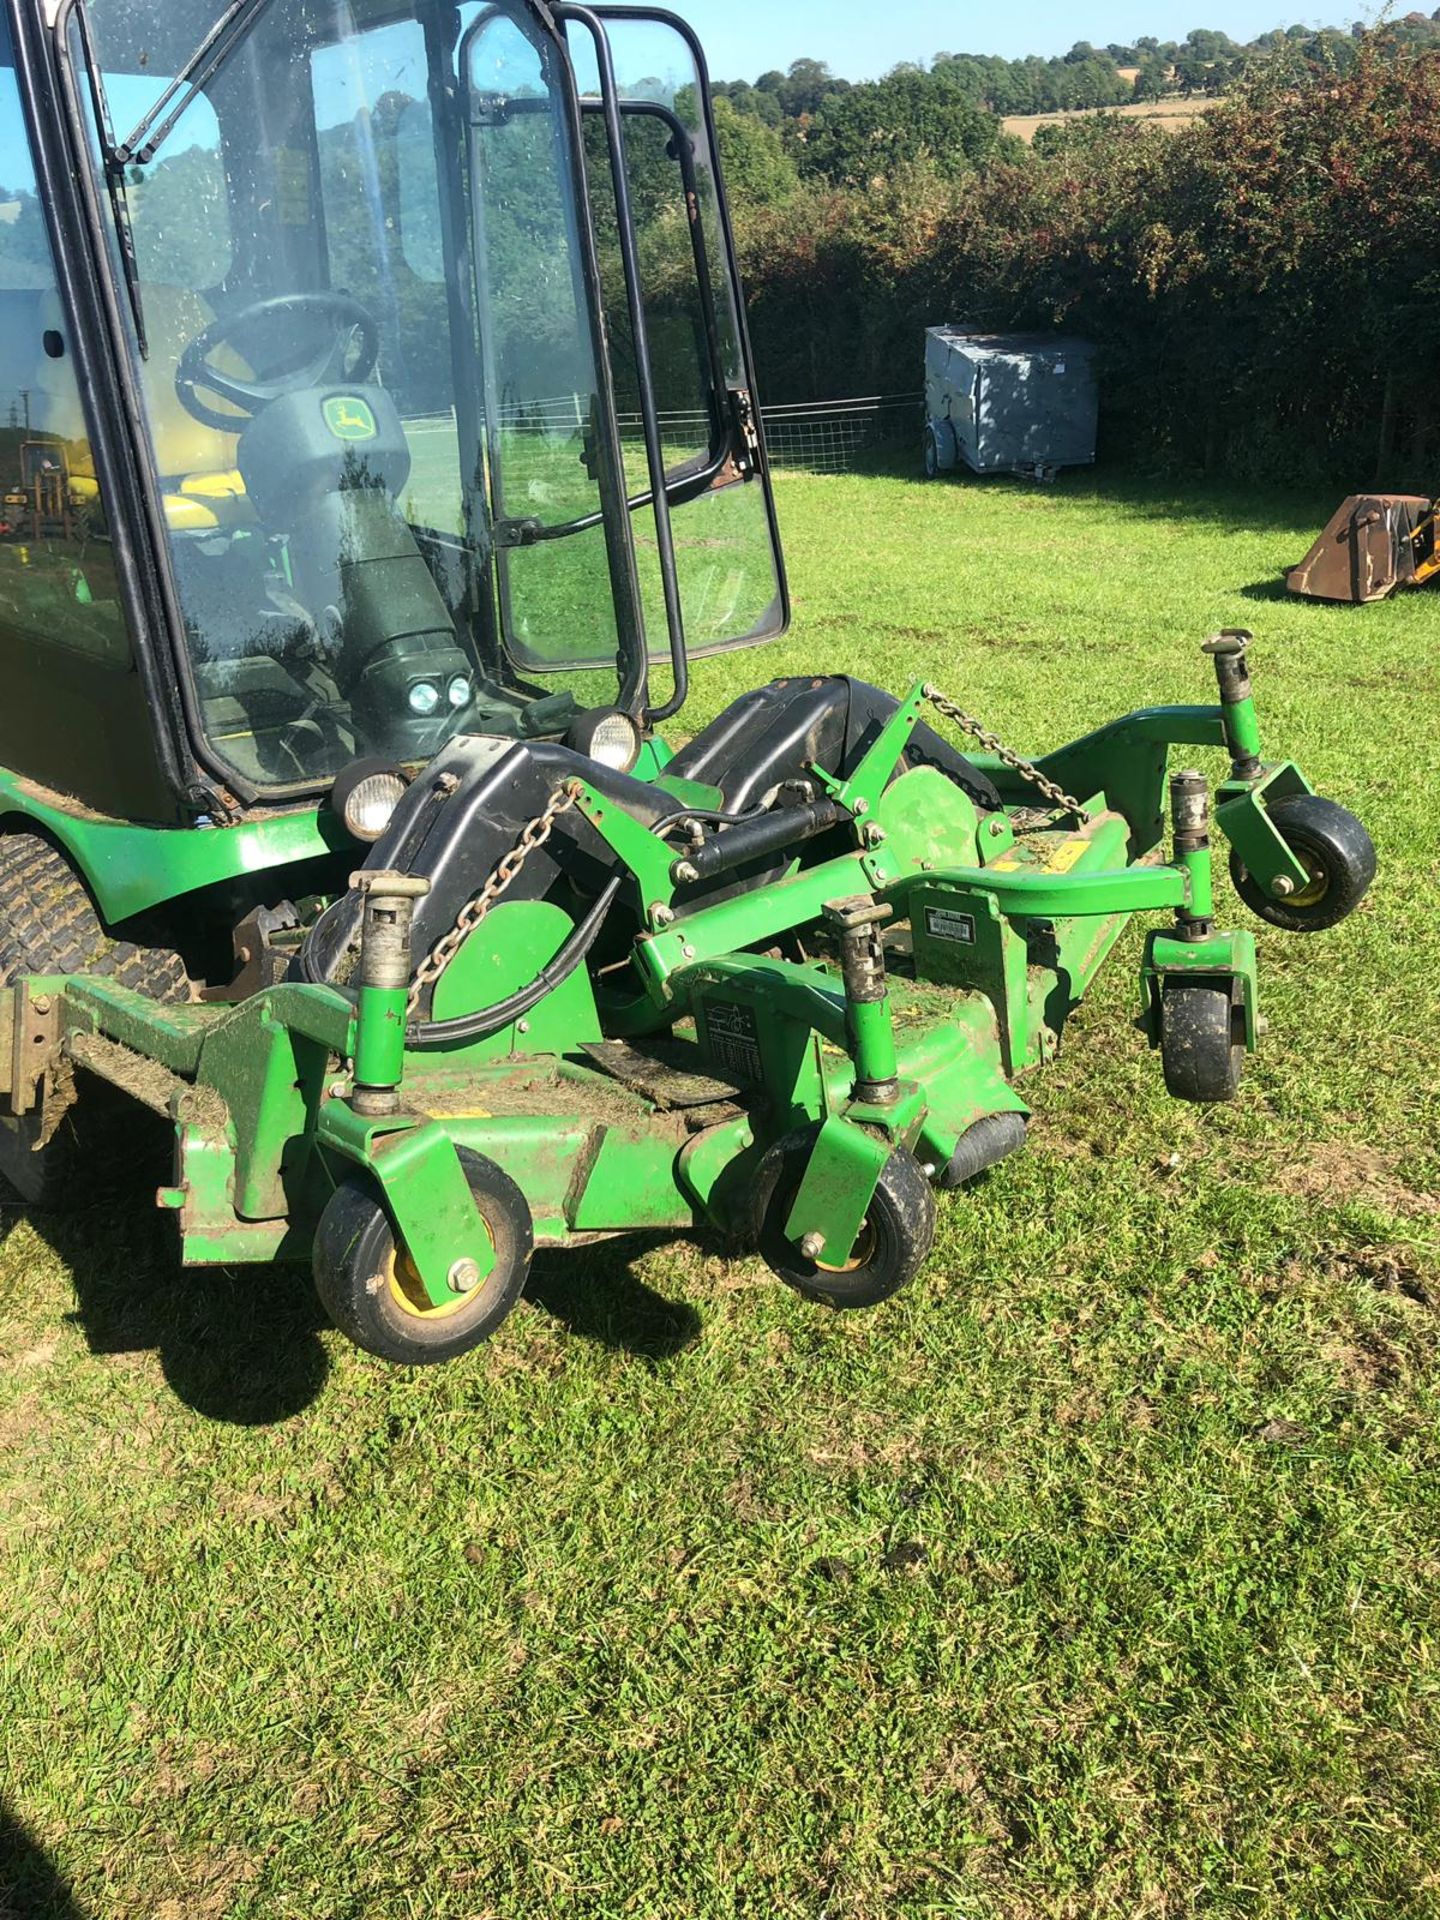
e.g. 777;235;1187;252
163;494;222;532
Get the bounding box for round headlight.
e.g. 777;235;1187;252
408;679;442;717
566;706;642;774
447;673;472;711
332;762;409;845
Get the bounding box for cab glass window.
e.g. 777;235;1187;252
70;0;639;796
0;17;128;664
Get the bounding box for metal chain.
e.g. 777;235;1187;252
922;684;1093;824
406;784;579;1017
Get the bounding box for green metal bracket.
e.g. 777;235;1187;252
689;955;838;1128
1139;927;1260;1049
817;680;929;819
976;814;1019;864
430;900;602;1060
569;779;678;924
911;883;1030;1073
783;1114;892;1268
634;735;677;780
844;1080;928;1139
317;1100;493;1309
1214;762;1315;896
161;1113;296;1266
637;844;1196;1003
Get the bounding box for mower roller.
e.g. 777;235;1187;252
0;0;1376;1364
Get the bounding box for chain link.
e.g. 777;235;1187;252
922;685;1093;825
406;783;579;1018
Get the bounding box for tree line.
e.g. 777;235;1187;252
710;27;1440;487
721;14;1440;149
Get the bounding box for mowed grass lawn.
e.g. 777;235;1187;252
3;461;1439;1919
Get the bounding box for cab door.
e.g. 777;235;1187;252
0;8;175;821
566;8;789;682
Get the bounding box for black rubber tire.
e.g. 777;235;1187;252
0;832;190;998
923;425;941;479
752;1128;936;1309
1229;794;1376;934
0;832;189;1207
313;1148;533;1366
1159;982;1246;1104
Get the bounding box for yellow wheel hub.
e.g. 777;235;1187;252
814;1218;878;1275
386;1239;492;1322
1287;851;1329;908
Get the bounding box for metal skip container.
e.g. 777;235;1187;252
924;325;1099;481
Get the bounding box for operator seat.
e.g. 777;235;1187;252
28;287;250;531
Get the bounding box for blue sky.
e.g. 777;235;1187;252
665;0;1357;77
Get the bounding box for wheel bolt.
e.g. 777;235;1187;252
800;1232;826;1261
449;1258;482;1294
1271;875;1296;898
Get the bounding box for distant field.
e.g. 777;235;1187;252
2;459;1438;1917
1004;97;1216;142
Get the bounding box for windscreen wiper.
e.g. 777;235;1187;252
71;0;147;354
73;0;277;356
110;0;278;166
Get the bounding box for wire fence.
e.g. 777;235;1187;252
417;393;925;476
612;394;923;473
0;388;925;477
759;395;923;472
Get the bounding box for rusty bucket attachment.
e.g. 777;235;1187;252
1286;493;1435;604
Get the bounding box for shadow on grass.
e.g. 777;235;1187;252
1237;574;1298;603
0;1801;92;1920
3;1109;702;1416
41;1205;329;1426
524;1234;702;1361
1;1112;330;1427
835;442;1343;539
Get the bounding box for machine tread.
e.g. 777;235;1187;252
0;831;189;1001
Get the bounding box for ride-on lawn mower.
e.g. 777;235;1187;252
0;0;1376;1365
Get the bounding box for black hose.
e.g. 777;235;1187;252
671;796;846;883
404;877;623;1048
653;801;772;835
300;788;780;1017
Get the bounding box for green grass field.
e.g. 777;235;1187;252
3;460;1438;1919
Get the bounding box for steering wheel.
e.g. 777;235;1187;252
175;292;381;433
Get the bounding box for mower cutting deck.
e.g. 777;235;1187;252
4;638;1375;1364
0;0;1376;1365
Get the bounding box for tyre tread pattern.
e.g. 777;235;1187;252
0;832;189;1001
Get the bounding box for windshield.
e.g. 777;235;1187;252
68;0;643;792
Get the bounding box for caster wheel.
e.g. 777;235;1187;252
923;425;941;479
1230;794;1375;934
313;1148;532;1366
1159;981;1246;1104
752;1129;936;1309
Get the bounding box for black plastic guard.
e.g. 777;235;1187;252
668;676;1002;815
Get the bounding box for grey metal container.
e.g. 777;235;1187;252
924;325;1098;481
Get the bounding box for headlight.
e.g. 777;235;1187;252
332;761;409;845
408;679;441;717
447;674;472;711
566;706;642;774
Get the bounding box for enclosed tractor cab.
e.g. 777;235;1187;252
0;0;1377;1365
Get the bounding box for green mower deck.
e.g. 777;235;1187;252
0;639;1377;1366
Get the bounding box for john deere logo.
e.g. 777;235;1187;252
323;396;378;441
